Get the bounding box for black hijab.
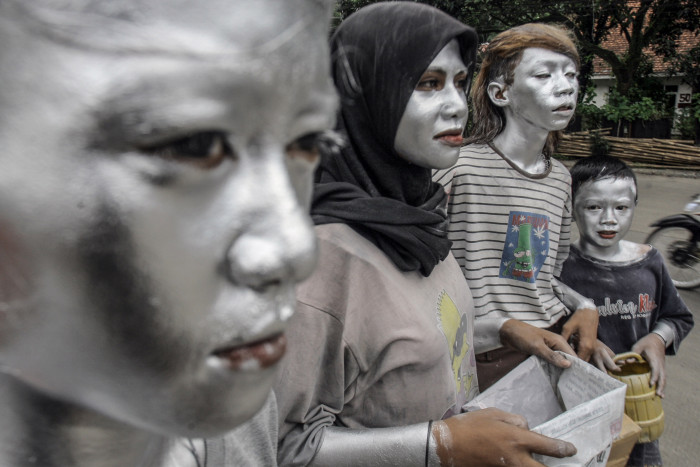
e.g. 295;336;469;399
312;2;478;276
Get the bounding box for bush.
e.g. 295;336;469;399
603;90;667;122
590;132;610;157
578;87;671;136
576;84;605;131
675;94;700;140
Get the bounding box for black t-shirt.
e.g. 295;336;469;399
559;245;694;355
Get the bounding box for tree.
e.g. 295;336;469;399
333;0;699;105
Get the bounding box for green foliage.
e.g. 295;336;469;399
590;131;610;157
576;84;605;129
675;94;700;140
577;84;673;137
602;88;634;121
627;97;667;121
662;39;700;92
578;86;669;132
332;0;698;133
331;0;375;31
677;108;696;140
333;0;698;90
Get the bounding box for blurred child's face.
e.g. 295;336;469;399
573;177;637;255
0;0;336;438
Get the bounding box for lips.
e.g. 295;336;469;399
213;333;287;371
553;104;574;112
598;231;617;239
434;129;464;147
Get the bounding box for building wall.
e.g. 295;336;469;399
589;76;615;107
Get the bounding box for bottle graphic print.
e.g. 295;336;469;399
512;223;534;279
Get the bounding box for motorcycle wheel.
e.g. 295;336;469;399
646;226;700;289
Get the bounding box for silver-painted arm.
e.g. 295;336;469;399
552;277;596;314
309;423;441;467
473;316;511;353
651;321;675;349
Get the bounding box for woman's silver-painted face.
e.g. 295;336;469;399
573;177;637;257
394;39;469;170
0;0;336;437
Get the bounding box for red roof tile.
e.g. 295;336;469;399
592;5;698;75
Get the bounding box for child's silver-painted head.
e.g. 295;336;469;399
0;0;337;439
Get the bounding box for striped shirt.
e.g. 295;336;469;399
434;143;572;349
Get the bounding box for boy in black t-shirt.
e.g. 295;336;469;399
559;155;694;467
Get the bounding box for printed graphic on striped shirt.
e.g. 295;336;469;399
499;211;550;283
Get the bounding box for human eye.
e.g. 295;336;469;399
585;204;601;211
455;73;469;91
417;79;440;90
416;71;444;91
286;130;344;164
139;131;233;169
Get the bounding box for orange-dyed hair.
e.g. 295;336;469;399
467;23;579;156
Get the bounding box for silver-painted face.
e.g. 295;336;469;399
394;39;469;170
498;47;578;134
573;177;637;259
0;0;337;438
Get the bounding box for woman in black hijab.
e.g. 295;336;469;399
275;3;576;466
311;1;473;276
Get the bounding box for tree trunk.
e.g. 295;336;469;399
695;87;700;146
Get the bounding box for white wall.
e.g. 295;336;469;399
588;76;615;107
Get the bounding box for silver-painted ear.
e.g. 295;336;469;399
487;81;509;107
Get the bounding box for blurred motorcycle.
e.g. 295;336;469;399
645;193;700;289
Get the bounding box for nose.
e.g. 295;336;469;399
227;204;318;291
439;85;468;121
601;207;617;225
554;71;576;96
225;154;318;291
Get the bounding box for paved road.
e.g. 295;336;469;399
570;171;699;466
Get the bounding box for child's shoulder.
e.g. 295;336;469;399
620;240;652;261
571;240;653;265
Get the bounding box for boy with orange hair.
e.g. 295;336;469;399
435;23;599;389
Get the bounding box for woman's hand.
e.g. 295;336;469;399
433;408;576;466
632;334;667;397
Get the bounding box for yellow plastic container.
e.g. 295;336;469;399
607;352;664;443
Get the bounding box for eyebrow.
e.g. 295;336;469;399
528;59;577;69
423;67;468;74
88;76;231;149
89;68;337;149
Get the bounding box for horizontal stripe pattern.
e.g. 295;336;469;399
434;144;572;327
